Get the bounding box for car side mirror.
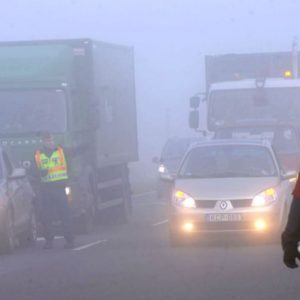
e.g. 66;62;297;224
9;168;26;180
189;110;199;129
281;171;297;181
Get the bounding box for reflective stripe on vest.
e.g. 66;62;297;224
35;146;68;183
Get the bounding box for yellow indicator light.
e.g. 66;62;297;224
175;190;185;198
284;70;293;78
265;188;275;197
254;219;267;231
182;222;194;232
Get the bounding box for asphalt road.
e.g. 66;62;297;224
0;192;299;300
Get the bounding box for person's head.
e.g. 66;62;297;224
41;132;55;150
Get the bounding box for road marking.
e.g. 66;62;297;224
73;239;107;251
36;236;64;242
152;219;169;227
133;191;156;199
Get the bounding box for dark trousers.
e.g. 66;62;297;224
40;183;73;243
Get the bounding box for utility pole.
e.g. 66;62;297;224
292;37;298;79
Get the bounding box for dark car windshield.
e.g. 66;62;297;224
179;145;277;178
161;138;198;161
0;89;66;134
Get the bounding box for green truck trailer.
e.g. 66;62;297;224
0;38;138;231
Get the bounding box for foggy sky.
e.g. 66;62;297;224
0;0;299;156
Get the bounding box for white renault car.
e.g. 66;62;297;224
168;139;296;245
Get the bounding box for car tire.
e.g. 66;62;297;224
0;209;15;254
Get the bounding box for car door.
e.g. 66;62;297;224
2;151;27;231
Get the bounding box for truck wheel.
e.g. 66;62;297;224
0;209;15;254
115;178;132;224
77;201;96;234
114;198;131;224
21;211;37;247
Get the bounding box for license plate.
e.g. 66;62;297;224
205;214;242;222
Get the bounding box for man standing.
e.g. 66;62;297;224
282;174;300;268
35;132;74;249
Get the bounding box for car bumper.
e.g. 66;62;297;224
169;204;281;234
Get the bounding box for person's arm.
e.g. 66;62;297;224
282;174;300;268
282;198;300;250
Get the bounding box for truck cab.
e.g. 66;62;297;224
0;39;138;232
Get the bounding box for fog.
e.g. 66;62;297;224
1;0;299;159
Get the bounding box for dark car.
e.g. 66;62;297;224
0;148;37;254
154;137;203;199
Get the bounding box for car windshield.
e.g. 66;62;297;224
0;89;66;134
208;88;300;128
161;138;197;161
179;145;277;178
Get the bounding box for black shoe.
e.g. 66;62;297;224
64;241;75;249
43;240;53;250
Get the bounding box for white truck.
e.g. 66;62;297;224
189;47;300;133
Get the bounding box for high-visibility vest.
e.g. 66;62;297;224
35;146;69;183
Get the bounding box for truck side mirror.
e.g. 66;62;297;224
190;96;201;109
189;110;199;129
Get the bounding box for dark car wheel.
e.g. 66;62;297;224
0;209;15;254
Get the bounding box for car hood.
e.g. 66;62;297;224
175;177;280;200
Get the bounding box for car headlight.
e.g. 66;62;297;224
158;164;166;174
252;188;277;207
174;190;196;208
65;186;71;196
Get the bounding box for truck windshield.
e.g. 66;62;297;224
0;89;66;134
208;87;300;129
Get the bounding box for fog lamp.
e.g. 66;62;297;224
182;222;194;232
254;219;267;231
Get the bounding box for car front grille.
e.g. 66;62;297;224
195;199;253;209
231;199;253;208
195;200;217;209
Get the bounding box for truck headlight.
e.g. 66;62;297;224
252;188;276;207
174;190;196;208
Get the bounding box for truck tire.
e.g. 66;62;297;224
77;198;96;234
114;198;130;224
114;176;132;224
21;211;37;247
0;209;15;254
